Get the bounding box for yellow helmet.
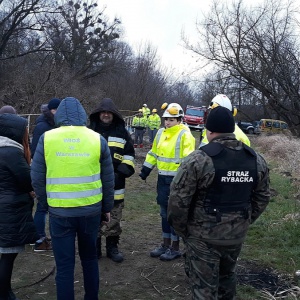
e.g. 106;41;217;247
152;108;157;113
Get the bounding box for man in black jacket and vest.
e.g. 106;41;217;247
89;98;135;263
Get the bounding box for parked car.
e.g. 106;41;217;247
259;119;289;134
237;121;257;134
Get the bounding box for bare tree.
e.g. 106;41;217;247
0;0;52;60
184;0;300;135
44;0;122;80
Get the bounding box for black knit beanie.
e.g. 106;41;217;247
206;106;235;133
48;98;61;110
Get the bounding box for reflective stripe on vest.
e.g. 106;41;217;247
156;129;187;165
145;127;187;174
44;126;102;208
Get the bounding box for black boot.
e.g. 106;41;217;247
96;237;102;259
106;236;124;263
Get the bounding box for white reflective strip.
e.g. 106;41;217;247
157;157;182;163
148;151;157;159
175;130;187;158
114;188;125;195
143;161;154;169
47;187;102;199
158;170;177;176
108;137;126;144
199;141;207;148
123;155;134;161
47;174;100;184
155;128;164;144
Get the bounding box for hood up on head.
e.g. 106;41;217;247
54;97;87;127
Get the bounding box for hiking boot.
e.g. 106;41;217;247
150;244;169;258
106;236;124;263
34;238;52;252
159;248;181;261
106;246;124;263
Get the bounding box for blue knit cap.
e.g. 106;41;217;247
48;98;61;110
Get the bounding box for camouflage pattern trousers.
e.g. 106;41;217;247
184;237;243;300
99;202;124;237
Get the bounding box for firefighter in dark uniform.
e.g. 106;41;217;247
168;106;270;299
89;98;135;263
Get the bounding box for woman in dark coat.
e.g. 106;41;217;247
0;113;38;300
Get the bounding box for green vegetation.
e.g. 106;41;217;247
241;171;300;274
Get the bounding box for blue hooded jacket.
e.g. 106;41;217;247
31;97;114;217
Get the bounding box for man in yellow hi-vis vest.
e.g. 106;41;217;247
200;94;250;148
31;97;114;300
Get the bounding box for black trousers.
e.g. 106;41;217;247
0;253;18;298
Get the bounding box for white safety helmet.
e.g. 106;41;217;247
143;103;147;107
209;94;232;110
162;103;184;118
209;94;237;116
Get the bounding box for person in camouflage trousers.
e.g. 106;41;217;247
168;106;270;300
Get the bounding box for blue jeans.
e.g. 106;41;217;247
34;201;48;238
149;129;158;143
50;213;101;300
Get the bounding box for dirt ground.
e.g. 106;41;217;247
11;137;298;300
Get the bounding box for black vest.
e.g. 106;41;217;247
201;142;257;219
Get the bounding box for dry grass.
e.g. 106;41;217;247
254;134;300;178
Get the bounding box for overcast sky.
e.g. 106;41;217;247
97;0;266;79
97;0;209;78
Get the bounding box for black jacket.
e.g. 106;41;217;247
0;114;38;247
30;105;55;158
89;98;135;203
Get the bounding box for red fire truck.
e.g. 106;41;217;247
183;105;208;130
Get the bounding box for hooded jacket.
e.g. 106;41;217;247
0;114;38;247
31;97;114;217
89;98;135;203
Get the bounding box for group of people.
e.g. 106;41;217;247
0;97;134;300
139;96;270;299
132;103;161;148
0;94;270;300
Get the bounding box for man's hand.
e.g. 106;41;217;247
101;212;111;224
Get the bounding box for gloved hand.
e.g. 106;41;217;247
139;172;147;180
139;166;152;181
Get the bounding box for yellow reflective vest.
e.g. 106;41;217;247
148;113;161;130
132;116;147;128
143;124;195;176
44;126;102;208
200;124;251;147
142;107;150;117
